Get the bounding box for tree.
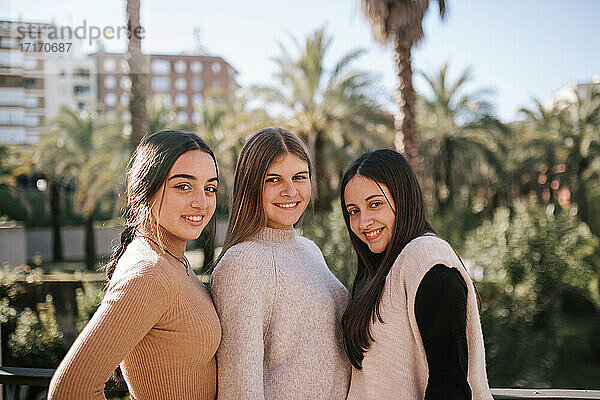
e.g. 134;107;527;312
255;28;393;210
360;0;446;178
126;0;148;151
417;63;507;214
36;107;127;268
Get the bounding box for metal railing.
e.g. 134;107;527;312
1;367;599;399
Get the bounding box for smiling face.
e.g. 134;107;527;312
344;174;396;254
262;153;311;230
151;150;218;242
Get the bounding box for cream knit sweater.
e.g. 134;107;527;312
48;228;221;400
211;227;351;400
347;235;493;400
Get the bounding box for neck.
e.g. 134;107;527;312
138;223;187;259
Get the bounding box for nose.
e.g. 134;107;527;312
280;179;298;198
358;211;373;230
191;191;208;209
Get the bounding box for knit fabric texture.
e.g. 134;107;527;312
211;227;351;400
347;235;493;400
48;227;221;400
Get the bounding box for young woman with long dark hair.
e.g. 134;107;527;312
341;149;493;400
211;127;350;399
49;130;221;400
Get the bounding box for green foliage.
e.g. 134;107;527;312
8;297;65;366
464;199;599;386
75;282;105;333
302;203;356;289
1;265;66;368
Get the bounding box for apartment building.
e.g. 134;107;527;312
95;48;238;125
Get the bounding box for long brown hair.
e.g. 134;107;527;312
340;149;434;369
105;130;217;280
221;127;312;256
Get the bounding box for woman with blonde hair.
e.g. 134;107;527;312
211;127;350;399
49;130;221;400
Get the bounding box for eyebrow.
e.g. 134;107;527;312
168;174;219;183
266;170;309;177
345;194;385;208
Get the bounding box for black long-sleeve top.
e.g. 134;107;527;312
415;264;471;400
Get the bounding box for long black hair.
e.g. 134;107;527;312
340;149;434;369
105;130;217;280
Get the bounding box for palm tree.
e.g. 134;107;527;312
126;0;148;151
254;28;393;210
417;63;507;214
360;0;446;178
37;107;127;268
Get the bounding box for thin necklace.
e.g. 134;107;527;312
139;235;190;276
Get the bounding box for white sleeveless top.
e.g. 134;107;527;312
347;235;493;400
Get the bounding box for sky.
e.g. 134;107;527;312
3;0;600;121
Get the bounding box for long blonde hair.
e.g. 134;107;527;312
221;127;312;256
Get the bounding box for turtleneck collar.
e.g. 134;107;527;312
137;223;187;259
254;226;299;244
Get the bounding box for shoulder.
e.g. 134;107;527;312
212;240;275;286
297;235;324;255
110;238;173;292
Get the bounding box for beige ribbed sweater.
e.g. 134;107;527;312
347;235;493;400
211;227;351;400
48;228;221;400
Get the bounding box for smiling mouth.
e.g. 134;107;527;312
182;215;204;223
364;227;383;240
274;202;300;209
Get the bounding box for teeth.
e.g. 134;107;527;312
365;228;382;238
276;202;298;209
183;215;203;222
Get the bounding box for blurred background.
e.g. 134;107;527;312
0;0;599;398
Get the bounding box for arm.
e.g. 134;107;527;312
415;264;471;400
48;270;169;400
211;250;273;400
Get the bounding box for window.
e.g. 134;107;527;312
175;60;187;73
74;85;90;95
104;93;117;107
104;76;116;89
191;61;202;73
0;37;17;49
211;62;221;73
175;78;187;91
213;79;221;88
192;94;203;106
103;58;116;72
121;93;129;105
23;58;38;70
120;76;131;90
192;78;203;91
175;93;188;107
24;96;39;107
151;59;171;74
0;109;24;124
191;112;200;125
23;78;38;89
152;77;170;92
177;111;188;124
78;102;85;111
24;115;39;127
75;68;90;77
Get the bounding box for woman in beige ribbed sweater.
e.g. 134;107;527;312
211;127;351;400
48;130;221;400
341;149;493;400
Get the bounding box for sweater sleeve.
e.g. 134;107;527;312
415;264;471;400
48;268;169;400
211;247;274;400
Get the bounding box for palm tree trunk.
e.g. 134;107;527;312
126;0;149;152
49;179;63;262
85;213;96;269
313;131;330;211
393;36;421;179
